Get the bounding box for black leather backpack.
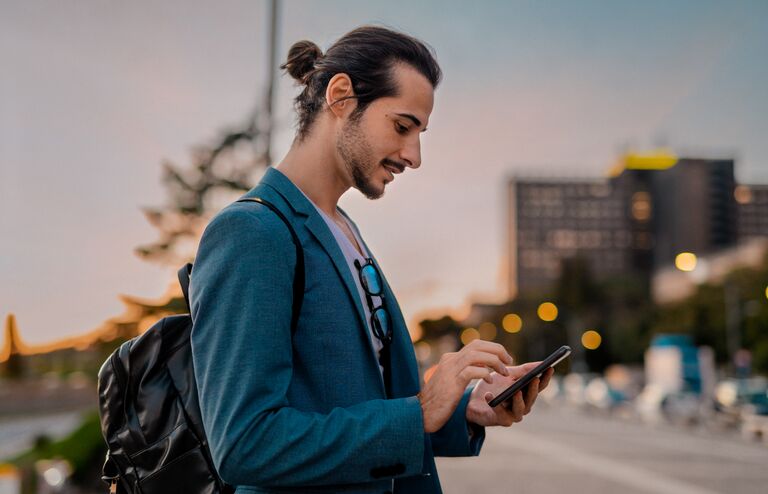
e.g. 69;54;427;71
97;198;304;494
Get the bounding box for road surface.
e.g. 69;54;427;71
437;403;768;494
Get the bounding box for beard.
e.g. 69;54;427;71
336;116;385;200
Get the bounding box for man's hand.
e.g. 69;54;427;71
465;362;553;427
417;340;514;433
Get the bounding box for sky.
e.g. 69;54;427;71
2;0;767;345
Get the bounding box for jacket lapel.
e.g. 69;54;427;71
251;168;374;355
338;208;421;396
302;213;371;342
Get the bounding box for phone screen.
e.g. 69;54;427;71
488;345;571;407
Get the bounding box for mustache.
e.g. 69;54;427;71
381;158;406;173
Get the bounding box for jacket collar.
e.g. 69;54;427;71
244;166;315;218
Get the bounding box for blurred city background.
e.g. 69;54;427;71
2;1;768;493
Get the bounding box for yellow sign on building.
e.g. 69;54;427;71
608;150;678;177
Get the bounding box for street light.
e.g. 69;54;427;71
581;330;602;350
479;322;497;341
502;313;523;333
675;252;697;272
460;327;479;345
537;302;558;322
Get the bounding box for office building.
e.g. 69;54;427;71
507;154;767;298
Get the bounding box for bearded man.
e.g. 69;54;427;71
190;25;552;494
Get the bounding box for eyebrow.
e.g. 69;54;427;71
395;112;428;132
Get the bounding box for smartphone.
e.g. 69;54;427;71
488;345;571;407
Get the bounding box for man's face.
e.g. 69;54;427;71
336;63;434;199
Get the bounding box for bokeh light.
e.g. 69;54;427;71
537;302;558;322
734;185;753;204
582;330;602;350
631;191;652;221
502;313;523;333
414;341;431;362
460;327;480;345
675;252;697;272
478;322;497;340
43;467;64;487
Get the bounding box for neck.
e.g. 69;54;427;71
275;129;351;218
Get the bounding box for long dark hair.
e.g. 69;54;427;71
281;25;442;140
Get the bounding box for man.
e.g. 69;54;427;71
190;26;552;494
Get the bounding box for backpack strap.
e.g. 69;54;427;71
236;197;305;335
178;197;305;335
178;263;193;310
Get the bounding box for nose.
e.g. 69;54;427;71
399;135;422;170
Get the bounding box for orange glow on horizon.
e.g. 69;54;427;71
1;281;183;362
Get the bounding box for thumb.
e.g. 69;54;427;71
484;392;494;403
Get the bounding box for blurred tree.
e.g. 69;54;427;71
649;249;768;374
136;0;281;267
555;256;602;309
553;256;610;372
414;249;768;376
418;315;462;342
134;108;271;266
601;273;652;364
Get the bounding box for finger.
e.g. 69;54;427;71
463;340;514;365
459;365;493;385
461;350;510;377
492;397;517;425
539;368;554;391
484;392;494;403
494;405;517;427
506;361;542;380
524;378;539;413
511;390;525;422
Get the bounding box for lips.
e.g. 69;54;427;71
383;162;404;175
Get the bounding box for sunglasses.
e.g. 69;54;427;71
353;258;392;346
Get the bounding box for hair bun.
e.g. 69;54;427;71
281;40;323;83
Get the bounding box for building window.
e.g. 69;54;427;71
631;191;652;221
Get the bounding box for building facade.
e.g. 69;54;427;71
507;155;768;298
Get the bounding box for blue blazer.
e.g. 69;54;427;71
190;167;484;493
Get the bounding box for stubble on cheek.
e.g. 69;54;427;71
337;123;385;200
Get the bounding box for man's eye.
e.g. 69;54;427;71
395;123;409;134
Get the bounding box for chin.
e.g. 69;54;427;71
358;178;386;200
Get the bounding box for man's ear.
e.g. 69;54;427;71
325;73;356;119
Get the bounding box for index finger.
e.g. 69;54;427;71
464;340;514;365
506;361;542;379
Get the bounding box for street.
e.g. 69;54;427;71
436;403;768;494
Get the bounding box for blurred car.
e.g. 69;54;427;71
583;377;627;410
715;377;768;415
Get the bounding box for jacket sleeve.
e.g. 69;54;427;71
189;205;425;488
429;387;485;457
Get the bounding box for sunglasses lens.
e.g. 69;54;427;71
372;307;391;342
360;263;383;295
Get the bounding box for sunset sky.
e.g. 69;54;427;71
2;0;767;344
